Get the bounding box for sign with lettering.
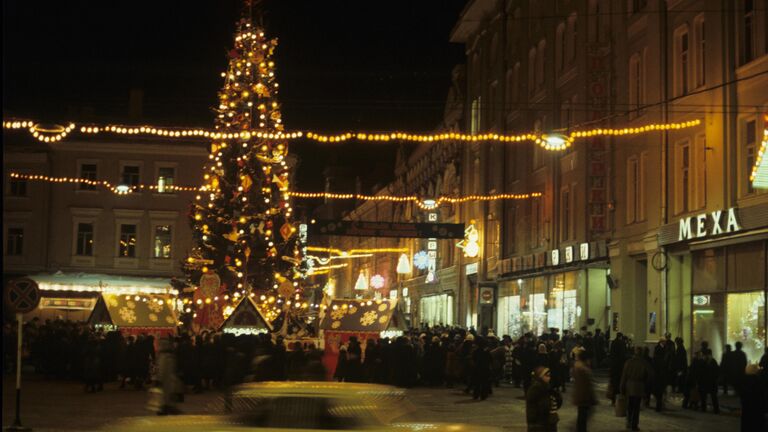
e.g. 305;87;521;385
677;208;741;241
579;243;590;260
309;220;465;239
551;249;560;266
564;246;574;263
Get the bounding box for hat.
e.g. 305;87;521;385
534;366;550;379
465;334;475;342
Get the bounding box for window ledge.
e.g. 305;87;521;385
70;255;95;267
114;257;139;269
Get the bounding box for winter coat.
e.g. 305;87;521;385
526;378;560;432
620;355;651;397
571;360;597;407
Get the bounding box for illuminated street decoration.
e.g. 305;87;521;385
456;224;480;258
750;123;768;189
354;271;368;291
370;274;385;289
413;251;429;270
396;254;411;274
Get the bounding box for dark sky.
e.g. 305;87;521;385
2;0;467;192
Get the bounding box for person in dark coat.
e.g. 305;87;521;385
739;364;767;432
345;336;363;382
571;350;596;432
698;348;720;413
651;338;672;411
363;338;378;383
526;366;561;432
720;344;734;395
471;337;492;400
730;341;747;394
334;344;348;382
608;333;627;406
621;347;651;432
672;337;688;393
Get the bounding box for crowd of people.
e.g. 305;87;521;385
3;319;767;430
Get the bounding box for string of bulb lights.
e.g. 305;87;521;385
8;172;544;206
3;118;702;150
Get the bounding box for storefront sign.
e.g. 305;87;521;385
480;287;494;304
564;246;574;263
678;208;741;241
693;295;710;306
465;262;478;275
580;243;590;260
551;249;560;266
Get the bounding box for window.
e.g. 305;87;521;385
505;204;517;255
626;154;646;223
6;228;23;256
507;63;520;110
675;141;692;213
561;187;571;241
528;48;537;96
566;13;577;63
121;165;140;187
694;134;707;209
675;27;690;96
470;97;482;134
556;23;566;73
629;52;645;117
741;0;755;65
79;163;97;190
118;224;137;258
531;200;542;248
76;223;94;256
9;176;27;197
153;225;172;258
536;39;546;90
695;16;706;87
745;119;757;194
157;167;175;193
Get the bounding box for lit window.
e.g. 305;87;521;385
153;225;172;258
118;224;137;258
157;167;175;193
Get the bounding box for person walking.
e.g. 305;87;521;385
731;341;747;394
608;333;627;406
672;337;688;393
156;337;181;415
526;366;562;432
699;348;720;413
571;350;597;432
620;347;651;431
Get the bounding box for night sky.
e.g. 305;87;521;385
2;0;467;193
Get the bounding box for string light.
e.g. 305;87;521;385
4;118;703;149
750;123;768;188
306;246;409;255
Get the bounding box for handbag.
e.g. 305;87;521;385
606;383;615;400
614;394;627;417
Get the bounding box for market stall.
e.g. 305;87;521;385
219;296;273;336
320;298;407;380
87;293;177;338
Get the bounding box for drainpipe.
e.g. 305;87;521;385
660;1;670;336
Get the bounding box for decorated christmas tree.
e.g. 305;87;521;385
185;2;301;326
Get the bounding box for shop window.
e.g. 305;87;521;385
118;224;137;258
6;227;23;256
521;277;547;336
692;292;725;363
75;223;94;256
726;291;766;363
153;225;172;258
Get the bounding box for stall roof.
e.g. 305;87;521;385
321;299;406;333
88;294;177;328
29;271;176;296
219;297;273;332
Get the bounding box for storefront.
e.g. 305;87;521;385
496;241;610;337
404;265;458;328
660;204;768;362
419;293;454;327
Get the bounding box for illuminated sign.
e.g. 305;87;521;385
678;208;741;241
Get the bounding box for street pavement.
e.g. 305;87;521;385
3;372;741;431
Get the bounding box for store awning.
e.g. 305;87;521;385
750;125;768;189
321;299;406;333
88;293;177;328
28;272;178;296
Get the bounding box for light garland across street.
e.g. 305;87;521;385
4;118;702;150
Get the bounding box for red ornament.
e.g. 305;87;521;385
225;256;231;264
228;49;240;59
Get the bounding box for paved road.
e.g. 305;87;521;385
2;373;742;431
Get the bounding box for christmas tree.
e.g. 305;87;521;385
185;3;300;322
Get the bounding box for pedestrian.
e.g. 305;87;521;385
471;337;492;400
620;346;651;432
608;333;627;406
699;348;720;413
156;337;181;415
672;337;688;393
721;344;734;395
652;338;672;411
571;350;596;432
731;341;747;394
334;344;347;382
526;366;562;432
739;364;767;432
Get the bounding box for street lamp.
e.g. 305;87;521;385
540;133;571;151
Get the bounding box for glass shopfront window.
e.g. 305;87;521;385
419;294;453;327
727;291;766;363
521;277;547;336
497;280;522;338
547;272;579;333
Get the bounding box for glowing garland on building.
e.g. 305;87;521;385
4;118;702;149
749;121;768;189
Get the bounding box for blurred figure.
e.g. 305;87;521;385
672;337;688;393
571;350;596;432
721;344;733;395
699;348;720;414
731;341;747;394
471;337;492;400
526;366;561;432
739;364;767;432
608;333;627;406
156;337;181;415
334;344;347;382
621;347;651;432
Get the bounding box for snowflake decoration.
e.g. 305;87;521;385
165;315;175;324
148;301;164;313
360;310;377;326
331;308;346;320
148;313;158;322
413;250;429;270
118;307;136;323
107;297;119;308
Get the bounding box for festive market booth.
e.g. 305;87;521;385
25;271;178;322
88;293;177;338
320;298;407;379
219;297;273;336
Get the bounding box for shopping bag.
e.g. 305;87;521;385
614;394;627;417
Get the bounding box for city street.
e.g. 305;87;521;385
3;373;741;431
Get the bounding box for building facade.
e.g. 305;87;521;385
3;131;207;320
